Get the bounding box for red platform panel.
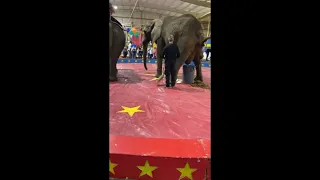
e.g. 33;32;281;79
110;136;210;180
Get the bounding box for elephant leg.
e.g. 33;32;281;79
109;22;115;81
174;51;191;81
174;38;193;81
109;22;113;48
109;58;117;81
193;58;203;82
109;51;118;81
155;39;165;78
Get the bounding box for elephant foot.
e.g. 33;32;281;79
194;76;203;82
155;72;162;78
109;76;118;81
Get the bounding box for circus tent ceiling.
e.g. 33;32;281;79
111;0;211;35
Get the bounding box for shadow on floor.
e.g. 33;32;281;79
110;69;143;84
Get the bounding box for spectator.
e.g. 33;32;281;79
149;46;153;59
147;47;151;59
128;47;131;58
138;47;143;58
202;46;207;60
122;46;128;58
132;47;137;59
153;47;157;59
128;41;132;49
205;45;211;61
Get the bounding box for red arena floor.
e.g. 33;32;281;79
109;63;211;180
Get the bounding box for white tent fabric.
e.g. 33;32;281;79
111;0;210;32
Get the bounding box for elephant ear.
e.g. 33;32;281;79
150;19;163;44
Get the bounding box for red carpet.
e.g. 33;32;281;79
110;63;211;140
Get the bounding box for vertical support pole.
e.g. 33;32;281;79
127;0;140;24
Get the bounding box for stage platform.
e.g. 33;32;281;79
110;62;211;180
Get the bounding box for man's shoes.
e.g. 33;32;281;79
165;85;170;88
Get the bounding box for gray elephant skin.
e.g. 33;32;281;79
109;18;126;81
142;14;210;82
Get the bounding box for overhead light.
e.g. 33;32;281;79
113;5;118;9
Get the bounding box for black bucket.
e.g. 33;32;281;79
182;64;195;84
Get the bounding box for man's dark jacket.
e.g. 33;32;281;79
161;43;180;64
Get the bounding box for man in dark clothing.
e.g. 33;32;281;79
161;35;180;88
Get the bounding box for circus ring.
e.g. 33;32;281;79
110;58;211;180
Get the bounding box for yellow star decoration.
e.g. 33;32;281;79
137;160;158;178
177;162;197;180
109;159;118;175
118;106;145;117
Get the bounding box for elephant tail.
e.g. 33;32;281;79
142;42;148;70
144;60;148;70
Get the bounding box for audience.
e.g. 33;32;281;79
122;46;128;58
131;47;137;59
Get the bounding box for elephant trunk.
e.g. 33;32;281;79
142;40;148;70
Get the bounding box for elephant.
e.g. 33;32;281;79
142;14;210;82
109;16;126;81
